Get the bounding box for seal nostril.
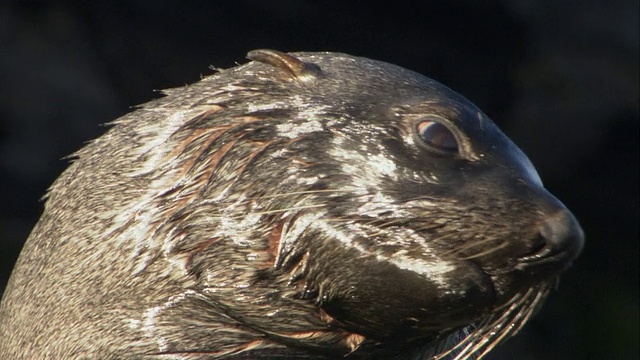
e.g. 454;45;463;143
518;208;584;274
524;236;547;258
538;209;585;262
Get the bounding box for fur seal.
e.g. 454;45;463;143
0;49;583;359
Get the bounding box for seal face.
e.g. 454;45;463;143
0;49;583;359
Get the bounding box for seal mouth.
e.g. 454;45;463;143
516;235;580;274
518;235;560;264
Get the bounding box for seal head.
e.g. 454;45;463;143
0;49;583;359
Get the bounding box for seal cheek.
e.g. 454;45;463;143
404;259;497;331
311;247;495;341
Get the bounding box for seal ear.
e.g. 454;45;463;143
247;49;321;83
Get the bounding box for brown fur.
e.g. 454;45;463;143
0;50;583;359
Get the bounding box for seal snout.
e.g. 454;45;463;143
520;209;584;273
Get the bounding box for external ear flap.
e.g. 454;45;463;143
247;49;321;84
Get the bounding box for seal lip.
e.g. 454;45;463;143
515;243;578;274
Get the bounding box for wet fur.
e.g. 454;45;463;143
0;52;580;359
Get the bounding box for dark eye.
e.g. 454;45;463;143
416;119;459;154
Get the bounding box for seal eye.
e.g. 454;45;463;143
416;119;459;154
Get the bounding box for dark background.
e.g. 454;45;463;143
0;1;637;359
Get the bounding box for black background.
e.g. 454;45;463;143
1;1;637;359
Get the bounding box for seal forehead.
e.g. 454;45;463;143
242;50;544;195
242;50;441;99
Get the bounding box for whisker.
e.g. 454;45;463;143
221;203;329;218
253;188;362;199
412;222;445;232
430;282;551;360
364;217;408;228
436;237;497;258
458;241;509;260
